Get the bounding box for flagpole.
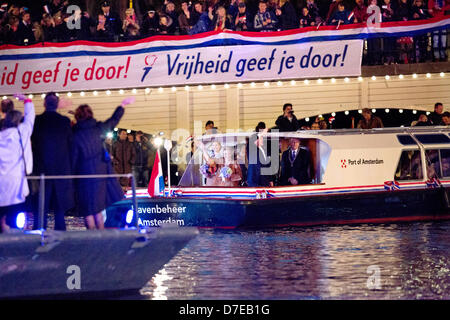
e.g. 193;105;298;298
164;139;173;197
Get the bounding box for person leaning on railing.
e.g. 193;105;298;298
0;94;34;233
70;96;135;230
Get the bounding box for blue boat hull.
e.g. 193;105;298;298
105;187;450;229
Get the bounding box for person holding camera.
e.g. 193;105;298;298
275;103;300;132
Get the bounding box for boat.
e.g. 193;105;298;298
0;226;198;298
105;126;450;229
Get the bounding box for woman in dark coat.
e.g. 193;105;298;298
71;97;134;229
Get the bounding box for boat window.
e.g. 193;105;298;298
425;150;441;178
440;149;450;178
178;135;330;187
414;134;450;144
395;150;423;180
397;135;417;146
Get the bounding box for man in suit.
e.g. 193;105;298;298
280;138;311;186
99;1;122;39
31;92;74;230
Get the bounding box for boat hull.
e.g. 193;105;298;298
106;187;450;228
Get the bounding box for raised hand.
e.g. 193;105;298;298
121;96;136;107
13;93;27;101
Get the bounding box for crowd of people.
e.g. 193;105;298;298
0;92;136;232
0;0;448;63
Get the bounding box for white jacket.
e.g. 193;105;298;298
0;101;35;207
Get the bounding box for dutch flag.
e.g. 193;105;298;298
148;149;165;197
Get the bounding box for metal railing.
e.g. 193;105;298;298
26;173;139;230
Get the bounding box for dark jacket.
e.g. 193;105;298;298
71;106;124;216
357;115;384;129
113;138;136;174
429;112;443;125
16;20;35;45
141;13;160;37
134;140;149;167
275;114;300;132
233;11;253;31
280;147;311;185
31;111;74;212
279;1;298;30
246;134;275;187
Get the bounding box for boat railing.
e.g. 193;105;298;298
26;173;139;232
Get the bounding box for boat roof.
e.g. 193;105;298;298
198;126;450;150
199;126;450;140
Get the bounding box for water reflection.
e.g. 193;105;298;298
140;222;450;299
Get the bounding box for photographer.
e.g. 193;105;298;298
275;103;300;132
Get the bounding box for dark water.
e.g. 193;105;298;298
32;215;450;299
139;222;450;300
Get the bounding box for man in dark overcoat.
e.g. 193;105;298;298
31;92;74;230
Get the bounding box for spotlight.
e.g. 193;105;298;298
399;74;404;79
80;91;85;97
28;94;33;99
126;209;134;224
371;76;377;81
184;85;190;91
344;77;350;83
154;137;163;147
126;129;131;133
358;109;362;114
132;88;137;94
2;96;7;100
304;79;310;85
331;78;336;83
263;82;269;87
317;79;323;84
67;92;72;97
250;82;256;87
440;72;445;77
385;108;390;113
426;73;431;78
237;83;243;88
114;127;118;131
119;89;124;94
16;212;26;229
277;81;283;86
372;109;376;113
357;77;363;82
41;93;46;99
93;91;98;96
171;87;177;92
145;88;151;94
385;75;390;80
305;117;310;122
412;73;418;79
224;83;230;89
331;112;336;117
106;132;114;138
211;84;216;90
290;80;296;86
106;90;111;95
413;110;417;114
399;109;404;113
198;85;203;90
158;87;164;93
345;110;349;115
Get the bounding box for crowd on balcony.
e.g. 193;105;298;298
0;0;448;63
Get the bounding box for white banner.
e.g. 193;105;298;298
0;40;362;94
